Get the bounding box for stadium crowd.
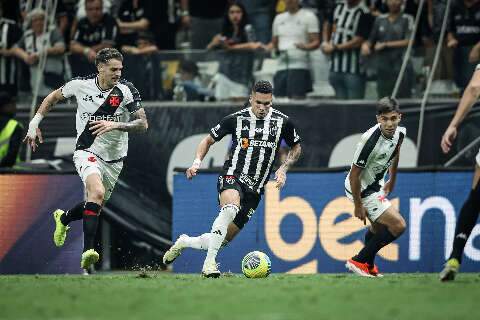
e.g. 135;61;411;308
0;0;479;101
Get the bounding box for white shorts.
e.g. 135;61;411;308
346;190;392;222
73;150;123;201
475;148;480;166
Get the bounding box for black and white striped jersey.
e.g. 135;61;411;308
0;18;22;92
61;75;142;162
210;107;301;194
345;124;406;198
330;2;371;74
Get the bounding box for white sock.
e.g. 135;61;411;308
183;233;210;250
205;204;238;262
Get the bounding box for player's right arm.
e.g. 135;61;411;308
441;67;480;153
186;135;216;179
23;88;65;152
186;114;235;180
349;164;367;224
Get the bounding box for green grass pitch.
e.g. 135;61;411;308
0;273;478;320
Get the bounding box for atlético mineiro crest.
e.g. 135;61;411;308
109;95;121;107
88;156;96;162
225;175;236;185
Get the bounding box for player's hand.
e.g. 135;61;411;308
468;46;480;63
354;204;367;225
447;38;458;48
383;180;393;196
441;126;457;153
22;127;43;152
186;166;198;179
361;43;371;56
89;120;118;136
274;167;287;189
374;42;386;51
321;42;334;54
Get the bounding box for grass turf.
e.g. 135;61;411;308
0;273;478;320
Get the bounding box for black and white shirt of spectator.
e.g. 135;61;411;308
329;0;371;75
0;18;22;96
70;0;118;61
116;0;151;48
12;9;66;96
76;0;112;20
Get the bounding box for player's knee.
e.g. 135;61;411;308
88;186;105;203
392;217;406;236
220;204;239;222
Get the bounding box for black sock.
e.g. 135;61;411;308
60;202;85;226
449;187;480;263
364;229;375;264
354;228;398;264
83;202;101;251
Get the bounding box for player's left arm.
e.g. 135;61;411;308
90;108;149;135
384;143;402;196
275;118;302;189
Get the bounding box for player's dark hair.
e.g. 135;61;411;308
252;80;273;94
95;48;123;66
377;97;400;115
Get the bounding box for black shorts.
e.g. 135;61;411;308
217;175;261;229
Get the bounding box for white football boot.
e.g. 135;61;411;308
202;259;221;278
163;234;188;265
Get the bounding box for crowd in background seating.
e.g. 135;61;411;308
0;0;479;101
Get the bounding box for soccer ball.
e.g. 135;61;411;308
241;251;271;278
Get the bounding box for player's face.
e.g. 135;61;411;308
98;59;123;88
377;111;401;138
250;92;272;119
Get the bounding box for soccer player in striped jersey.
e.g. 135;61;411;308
24;48;148;272
163;80;302;277
439;64;480;281
344;97;407;277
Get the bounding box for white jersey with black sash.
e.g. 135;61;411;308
210;107;301;194
61;75;142;162
345;124;406;198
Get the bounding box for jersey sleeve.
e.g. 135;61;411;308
210;115;236;141
282;118;301;147
306;11;320;33
122;81;142;113
61;79;81;98
352;131;376;168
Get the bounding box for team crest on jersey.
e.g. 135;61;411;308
88;156;96;162
109;95;122;107
225;175;236;185
241;138;249;149
269;126;278;136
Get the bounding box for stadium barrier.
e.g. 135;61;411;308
173;170;480;273
0;175;83;274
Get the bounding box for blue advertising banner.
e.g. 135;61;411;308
173;171;480;273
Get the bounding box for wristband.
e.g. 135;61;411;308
192;158;201;169
27;113;43;137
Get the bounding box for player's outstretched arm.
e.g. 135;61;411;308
275;143;302;189
349;164;367;224
441;68;480;153
90;108;148;135
186;135;216;180
23;88;65;152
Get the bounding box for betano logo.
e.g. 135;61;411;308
263;183;480;274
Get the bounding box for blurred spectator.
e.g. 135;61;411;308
12;8;66;97
69;0;117;76
322;0;371;99
176;60;214;101
318;0;336;42
148;0;176;50
0;92;23;168
180;0;228;49
238;0;276;44
20;0;68;34
269;0;320;99
361;0;414;98
121;31;160;100
0;16;22;97
76;0;112;20
116;0;151;48
208;2;263;101
447;0;480;92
